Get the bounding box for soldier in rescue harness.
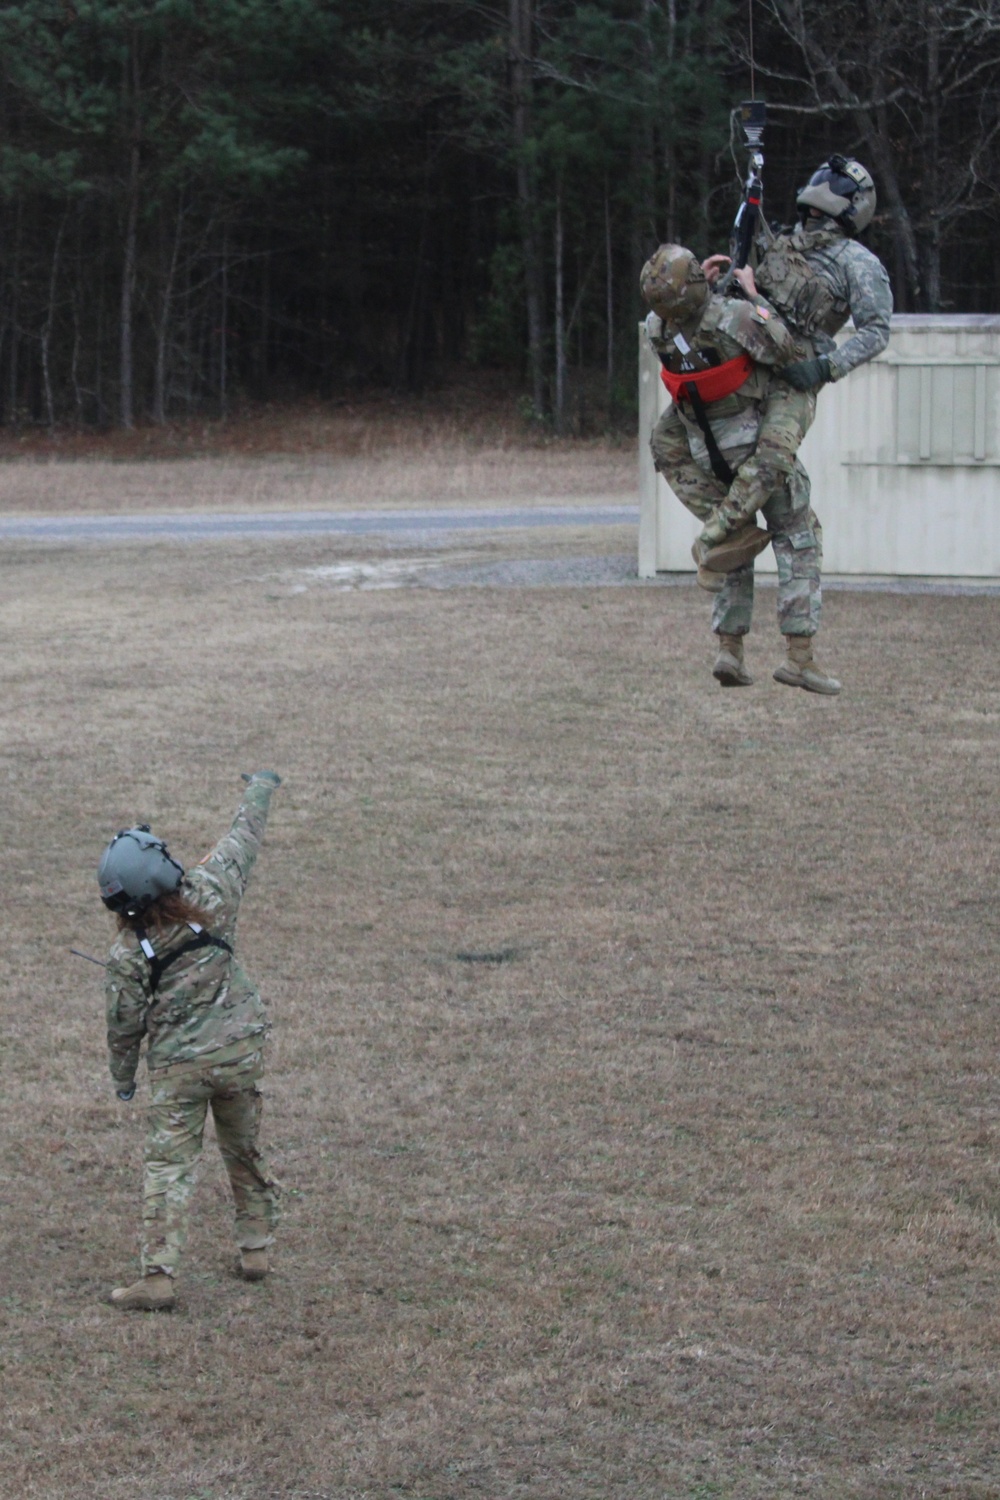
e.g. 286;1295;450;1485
99;771;282;1310
645;243;840;694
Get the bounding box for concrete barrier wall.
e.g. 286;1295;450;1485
638;314;1000;578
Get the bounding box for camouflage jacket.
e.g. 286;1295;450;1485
756;221;893;381
105;781;276;1088
648;288;805;461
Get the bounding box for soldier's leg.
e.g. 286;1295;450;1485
711;565;756;638
764;461;840;693
650;403;726;524
208;1050;280;1252
140;1071;213;1278
698;387;817;545
762;459;821;637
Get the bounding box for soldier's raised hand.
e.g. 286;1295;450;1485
701;254;731;287
241;771;282;787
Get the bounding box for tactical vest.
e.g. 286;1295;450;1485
755;226;846;340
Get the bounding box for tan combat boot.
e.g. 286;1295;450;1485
713;632;753;687
110;1272;175;1311
773;636;841;695
698;519;772;574
239;1248;270;1281
690;538;725;592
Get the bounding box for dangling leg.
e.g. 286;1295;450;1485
709;565;757;686
765;462;840;695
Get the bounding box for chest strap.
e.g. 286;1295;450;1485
136;923;234;994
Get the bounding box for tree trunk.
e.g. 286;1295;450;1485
219;228;229;416
119;35;141;429
509;0;546;419
153;195;185;424
604;181;614;418
41;212;67;431
922;6;942;311
664;0;678;242
554;183;566;434
6;199;22;426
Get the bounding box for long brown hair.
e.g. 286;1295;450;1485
115;889;214;936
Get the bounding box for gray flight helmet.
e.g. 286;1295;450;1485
98;824;184;916
797;155;876;235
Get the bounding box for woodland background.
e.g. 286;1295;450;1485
0;0;998;434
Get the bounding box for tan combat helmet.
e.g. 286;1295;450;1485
796;155;876;235
640;244;710;328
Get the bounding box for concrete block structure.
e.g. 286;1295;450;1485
638;314;1000;579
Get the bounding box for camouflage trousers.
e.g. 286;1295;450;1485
651;395;823;638
142;1047;280;1278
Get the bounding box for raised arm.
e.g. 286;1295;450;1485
200;772;282;901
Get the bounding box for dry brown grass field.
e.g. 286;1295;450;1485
1;435;999;1500
0;390;632;514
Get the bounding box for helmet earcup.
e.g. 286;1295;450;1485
98;827;184;915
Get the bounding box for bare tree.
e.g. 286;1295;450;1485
755;0;1000;310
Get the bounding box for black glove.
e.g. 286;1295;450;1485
116;1083;136;1102
241;771;282;787
782;355;832;390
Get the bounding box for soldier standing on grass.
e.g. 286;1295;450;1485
99;771;282;1311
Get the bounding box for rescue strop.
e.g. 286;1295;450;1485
660;353;753;487
659;352;753;404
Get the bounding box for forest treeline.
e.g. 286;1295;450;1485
1;0;998;432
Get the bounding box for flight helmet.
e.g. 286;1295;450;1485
98;825;184;917
797;155;876;234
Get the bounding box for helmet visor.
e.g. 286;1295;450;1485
806;166;859;200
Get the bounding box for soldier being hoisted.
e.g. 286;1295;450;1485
647;139;893;695
645;244;838;693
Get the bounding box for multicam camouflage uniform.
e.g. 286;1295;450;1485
649;292;823;637
105;780;280;1277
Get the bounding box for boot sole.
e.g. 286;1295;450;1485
703;527;772;573
110;1293;176;1311
773;666;841;695
713;666;754;687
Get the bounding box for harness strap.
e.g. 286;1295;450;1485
135;922;234;994
683;383;736;486
659;349;753;489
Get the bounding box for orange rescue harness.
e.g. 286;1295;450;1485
659;352;753;404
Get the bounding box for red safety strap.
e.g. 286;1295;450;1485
660;352;754;404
